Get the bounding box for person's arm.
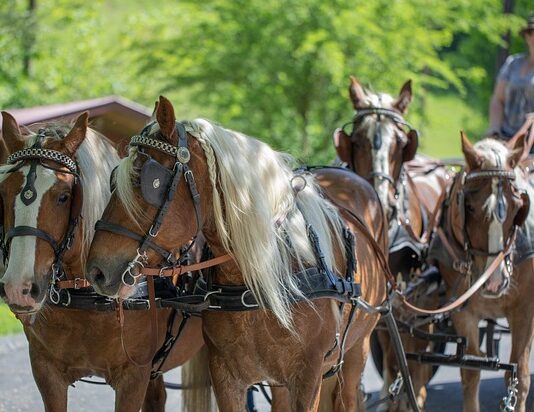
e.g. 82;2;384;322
487;79;507;136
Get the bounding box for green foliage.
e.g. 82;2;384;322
0;304;22;336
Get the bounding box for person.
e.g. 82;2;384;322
488;13;534;139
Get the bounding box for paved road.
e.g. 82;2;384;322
1;326;533;411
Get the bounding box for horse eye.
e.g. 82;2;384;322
58;193;70;205
465;203;475;214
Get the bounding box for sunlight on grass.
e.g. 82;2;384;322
417;94;487;159
0;304;22;336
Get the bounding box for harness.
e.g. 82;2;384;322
94;121;364;380
0;129;90;299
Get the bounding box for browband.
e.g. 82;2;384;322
7;148;77;174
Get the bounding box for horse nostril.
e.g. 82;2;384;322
30;283;40;299
0;283;5;298
89;266;106;286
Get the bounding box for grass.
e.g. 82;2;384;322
0;304;23;336
416;93;487;159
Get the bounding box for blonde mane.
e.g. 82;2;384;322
116;119;345;328
0;123;120;266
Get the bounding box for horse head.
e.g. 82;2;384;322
0;112;89;313
449;132;530;297
333;76;418;220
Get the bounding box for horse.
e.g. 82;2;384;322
332;76;451;410
0;111;205;412
85;95;391;411
427;132;533;412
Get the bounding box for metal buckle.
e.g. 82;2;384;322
148;225;160;238
204;288;222;309
240;289;259;308
121;249;148;286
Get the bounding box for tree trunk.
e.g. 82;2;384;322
23;0;36;76
495;0;514;73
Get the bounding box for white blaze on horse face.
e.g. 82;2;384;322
1;166;57;286
369;121;394;214
484;178;506;294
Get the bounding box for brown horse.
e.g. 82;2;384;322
86;96;390;411
333;76;451;410
0;112;204;412
426;132;533;412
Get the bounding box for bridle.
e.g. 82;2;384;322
341;107;419;190
0;128;87;303
444;166;529;276
94;120;211;287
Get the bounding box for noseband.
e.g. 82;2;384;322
95;121;204;286
0;129;85;301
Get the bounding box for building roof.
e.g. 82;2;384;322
1;96;152;156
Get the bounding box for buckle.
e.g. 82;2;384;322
204;288;222;309
240;290;259;308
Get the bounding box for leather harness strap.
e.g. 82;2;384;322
55;278;92;290
397;228;517;315
141;254;233;277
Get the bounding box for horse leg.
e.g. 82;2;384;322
113;366;151;412
508;310;534;412
452;312;481;412
141;375;167;412
329;337;369;412
209;355;247;412
30;358;68;412
271;386;291;411
287;359;324;412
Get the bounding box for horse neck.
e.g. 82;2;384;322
61;224;85;278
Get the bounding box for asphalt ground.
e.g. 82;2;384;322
1;325;533;411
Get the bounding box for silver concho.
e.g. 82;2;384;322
153;178;161;189
177;147;191;163
24;190;34;200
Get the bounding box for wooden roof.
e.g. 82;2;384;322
1;96;151;156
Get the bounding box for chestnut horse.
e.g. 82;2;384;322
333;76;451;410
0;112;205;412
86;96;390;411
426;133;533;412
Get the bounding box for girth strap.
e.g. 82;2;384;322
159;267;360;313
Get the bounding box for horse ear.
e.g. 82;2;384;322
514;191;530;227
461;131;482;170
348;76;368;110
508;133;527;168
1;111;25;154
62;112;89;157
403;129;418;162
333;128;352;164
394;80;412;114
156;95;177;144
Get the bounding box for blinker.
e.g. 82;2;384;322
140;159;173;207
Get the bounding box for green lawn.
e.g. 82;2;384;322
0;304;22;336
417;93;487;160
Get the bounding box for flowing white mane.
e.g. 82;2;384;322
116;119;345;328
0;124;120;265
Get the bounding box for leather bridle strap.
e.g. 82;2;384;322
5;225;60;253
397;227;517;315
94;221;175;261
142;254;233;277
